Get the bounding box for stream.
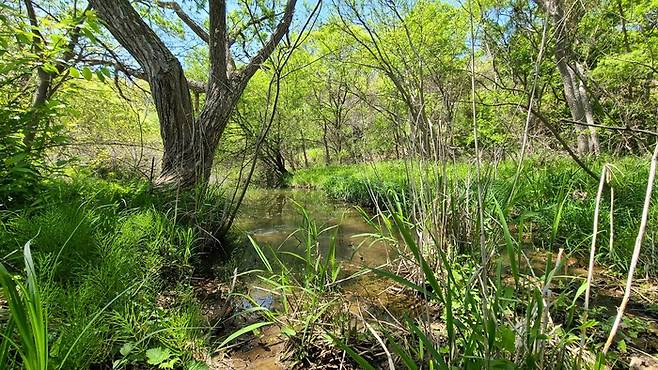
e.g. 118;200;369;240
229;189;394;312
219;190;658;368
234;189;392;270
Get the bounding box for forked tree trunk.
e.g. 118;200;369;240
89;0;297;188
540;0;600;156
157;103;232;188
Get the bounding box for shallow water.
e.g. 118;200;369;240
234;189;392;270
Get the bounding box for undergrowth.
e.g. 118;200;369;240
0;172;212;369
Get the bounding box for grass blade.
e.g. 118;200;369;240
218;321;272;349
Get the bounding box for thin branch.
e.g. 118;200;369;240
603;142;658;354
156;1;209;42
235;0;297;88
560;119;658;137
228;12;283;47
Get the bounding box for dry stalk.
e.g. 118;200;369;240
609;169;615;257
603;143;658;354
580;164;609;354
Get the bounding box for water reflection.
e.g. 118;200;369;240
234;189;391;269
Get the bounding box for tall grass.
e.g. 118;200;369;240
0;241;48;370
0;173;210;368
352;201;584;368
285;155;658;368
243;203;366;366
291;156;658;274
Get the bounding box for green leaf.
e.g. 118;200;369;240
494;197;519;286
42;62;58;74
248;236;272;273
0;240;48;370
160;357;179;369
68;67;80;78
569;280;588;309
218;321;271;349
119;342;134;357
281;326;296;337
81;67;93;81
146;347;172;365
81;27;97;43
498;325;516;353
185;360;209;370
95;70;106;83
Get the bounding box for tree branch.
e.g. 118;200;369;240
227;12;283;46
234;0;297;88
560;119;658;137
84;58;206;93
156;1;209;43
209;0;228;85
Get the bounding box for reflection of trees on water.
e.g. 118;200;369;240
260;191;287;218
238;190;391;266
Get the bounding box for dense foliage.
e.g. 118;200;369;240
2;0;658;368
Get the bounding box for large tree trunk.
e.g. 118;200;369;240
89;0;203;185
540;0;599;156
89;0;297;188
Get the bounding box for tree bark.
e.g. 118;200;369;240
88;0;297;188
323;121;331;164
300;129;309;167
576;62;600;155
540;0;599;156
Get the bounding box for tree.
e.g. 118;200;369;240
538;0;600;156
21;0;94;149
87;0;298;188
335;0;468;158
0;1;99;204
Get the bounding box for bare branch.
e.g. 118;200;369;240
156;1;209;42
234;0;297;89
228;12;284;47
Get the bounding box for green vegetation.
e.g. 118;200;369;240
2;0;658;368
291;157;658;273
0;174;209;369
283;156;658;368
